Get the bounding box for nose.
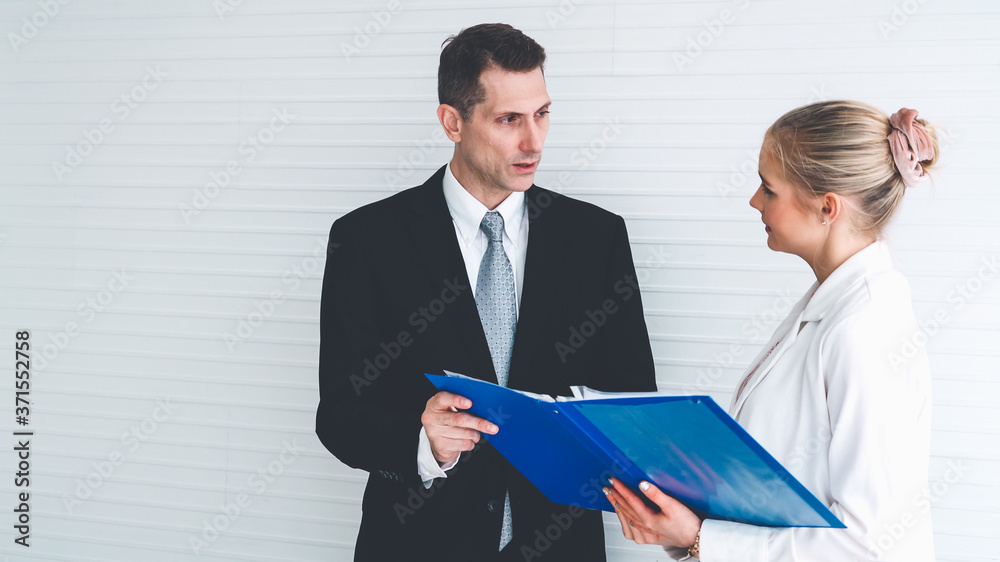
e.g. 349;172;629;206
749;185;763;212
521;119;545;155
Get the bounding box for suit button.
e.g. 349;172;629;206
487;500;502;513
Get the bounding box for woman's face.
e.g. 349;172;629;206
749;146;825;259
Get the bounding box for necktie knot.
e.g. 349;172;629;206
480;211;505;244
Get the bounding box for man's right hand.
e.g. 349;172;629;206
421;391;499;465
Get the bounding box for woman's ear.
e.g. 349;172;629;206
437;104;463;143
821;192;845;224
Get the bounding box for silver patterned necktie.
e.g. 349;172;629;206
474;211;516;550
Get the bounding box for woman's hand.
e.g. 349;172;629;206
603;477;702;549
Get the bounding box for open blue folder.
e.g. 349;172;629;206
426;372;844;528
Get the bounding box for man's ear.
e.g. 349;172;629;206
437;104;463;143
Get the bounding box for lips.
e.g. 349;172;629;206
513;161;538;172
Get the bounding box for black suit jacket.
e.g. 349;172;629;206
317;166;656;561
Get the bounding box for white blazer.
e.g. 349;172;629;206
690;241;934;561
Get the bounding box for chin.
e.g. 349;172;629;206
508;178;535;192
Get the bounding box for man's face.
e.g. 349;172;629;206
452;66;551;200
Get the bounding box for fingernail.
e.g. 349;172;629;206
639;481;650;492
602;488;610;496
489;424;499;433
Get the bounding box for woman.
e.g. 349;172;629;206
604;100;938;561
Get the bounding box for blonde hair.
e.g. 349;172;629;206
764;100;939;234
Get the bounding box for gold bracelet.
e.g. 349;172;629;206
688;528;701;558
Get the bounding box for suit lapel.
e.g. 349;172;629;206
406;174;567;388
731;324;796;420
407;166;498;384
507;187;567;389
730;293;812;419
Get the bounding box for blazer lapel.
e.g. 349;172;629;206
407;167;498;384
731;319;798;420
731;244;893;418
730;285;816;420
507;187;568;389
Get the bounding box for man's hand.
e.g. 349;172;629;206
421;391;499;465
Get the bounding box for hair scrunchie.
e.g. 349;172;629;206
887;108;934;188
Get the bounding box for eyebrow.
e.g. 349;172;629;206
493;102;551;117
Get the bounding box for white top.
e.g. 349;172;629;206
682;241;935;561
416;163;530;485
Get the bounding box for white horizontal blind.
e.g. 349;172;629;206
0;1;997;561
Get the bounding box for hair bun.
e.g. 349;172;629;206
887;108;935;188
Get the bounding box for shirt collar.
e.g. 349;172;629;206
799;240;895;322
442;162;525;246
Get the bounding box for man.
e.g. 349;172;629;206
317;23;656;561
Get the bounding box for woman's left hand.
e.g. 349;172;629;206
604;477;702;549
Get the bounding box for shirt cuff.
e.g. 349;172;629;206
417;426;459;489
699;518;770;562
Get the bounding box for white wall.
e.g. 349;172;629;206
0;1;997;560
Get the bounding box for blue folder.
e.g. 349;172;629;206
425;372;844;528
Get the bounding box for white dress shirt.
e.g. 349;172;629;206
416;163;530;486
674;241;934;561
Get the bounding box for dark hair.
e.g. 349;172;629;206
438;23;546;120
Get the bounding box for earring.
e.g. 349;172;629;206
822;221;827;225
